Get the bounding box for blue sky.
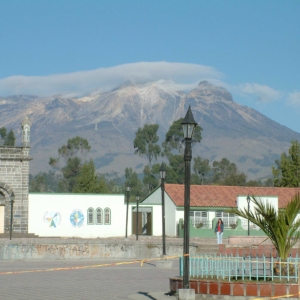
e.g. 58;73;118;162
1;1;300;132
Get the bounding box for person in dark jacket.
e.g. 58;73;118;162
214;218;224;244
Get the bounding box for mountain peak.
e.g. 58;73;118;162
187;80;233;102
198;80;211;87
113;80;137;90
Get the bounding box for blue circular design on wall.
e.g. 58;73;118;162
70;209;84;228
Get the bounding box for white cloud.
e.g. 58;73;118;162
288;92;300;105
0;62;223;97
239;83;281;103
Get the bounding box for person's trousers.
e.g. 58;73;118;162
217;232;223;244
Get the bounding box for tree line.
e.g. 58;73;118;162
0;127;15;146
9;117;297;197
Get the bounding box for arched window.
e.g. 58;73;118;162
87;208;94;225
104;208;111;225
96;208;102;225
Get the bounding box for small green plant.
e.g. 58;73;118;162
196;222;203;228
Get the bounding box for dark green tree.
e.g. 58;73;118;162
167;154;185;183
143;163;160;193
0;127;6;141
0;127;16;146
30;174;47;192
49;136;91;192
99;172;123;194
264;178;274;187
212;158;247;186
162;118;202;157
193;156;211;184
59;157;81;192
272;140;300;187
29;171;61;192
58;136;91;159
124;167;144;200
134;124;161;165
98;174;110;194
246;180;263;187
73;160;104;193
160;118;202;184
223;172;247;186
5;129;16;146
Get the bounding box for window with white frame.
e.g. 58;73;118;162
87;208;94;225
96;208;102;225
189;211;209;228
104;208;111;225
216;211;236;228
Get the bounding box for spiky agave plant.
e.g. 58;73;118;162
228;193;300;260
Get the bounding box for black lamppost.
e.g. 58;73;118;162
181;106;198;289
136;195;140;241
160;162;167;256
247;195;251;236
9;192;15;240
125;186;130;239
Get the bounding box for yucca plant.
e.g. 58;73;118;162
228;193;300;276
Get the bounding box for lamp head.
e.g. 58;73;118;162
159;162;167;179
247;194;251;204
181;106;198;139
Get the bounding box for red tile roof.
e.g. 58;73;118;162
164;184;300;208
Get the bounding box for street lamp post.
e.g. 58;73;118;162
181;106;198;289
9;192;15;240
160;162;167;256
125;186;130;239
136;196;140;241
247;195;251;236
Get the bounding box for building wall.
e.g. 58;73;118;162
140;188;177;236
0;146;30;233
175;209;184;225
236;195;278;212
29;192;178;238
28;193;126;238
165;194;177;236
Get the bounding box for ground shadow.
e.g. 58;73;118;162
137;292;157;299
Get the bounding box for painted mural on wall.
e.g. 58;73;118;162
70;209;84;228
0;243;135;260
0;242;188;261
43;211;61;228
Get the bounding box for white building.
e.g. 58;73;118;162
29;193;128;238
28;185;299;238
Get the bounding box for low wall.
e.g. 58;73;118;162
170;278;299;299
228;236;272;245
220;239;300;258
0;239;197;261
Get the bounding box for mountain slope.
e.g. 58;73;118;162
1;80;299;180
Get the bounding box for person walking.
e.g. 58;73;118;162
215;218;224;244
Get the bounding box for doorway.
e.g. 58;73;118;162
0;192;5;233
0;206;4;233
132;207;152;235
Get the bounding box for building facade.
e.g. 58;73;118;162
0;117;31;234
27;184;300;239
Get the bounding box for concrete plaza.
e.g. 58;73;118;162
0;258;179;300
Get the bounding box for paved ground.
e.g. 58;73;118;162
0;258;179;300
